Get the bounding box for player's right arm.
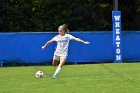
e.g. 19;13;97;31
42;36;57;50
42;39;55;50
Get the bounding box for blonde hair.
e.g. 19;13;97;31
59;24;69;33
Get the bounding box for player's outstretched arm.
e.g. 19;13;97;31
42;40;54;50
74;38;90;44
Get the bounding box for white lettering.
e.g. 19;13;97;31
115;22;120;27
116;28;120;34
116;42;120;47
113;13;122;62
116;48;121;54
116;55;121;61
114;16;120;21
116;35;120;41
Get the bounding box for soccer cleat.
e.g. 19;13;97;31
52;75;56;79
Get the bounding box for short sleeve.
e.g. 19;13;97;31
51;36;57;41
68;34;76;40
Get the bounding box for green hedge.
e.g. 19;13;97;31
0;0;140;32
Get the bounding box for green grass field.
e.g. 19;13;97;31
0;63;140;93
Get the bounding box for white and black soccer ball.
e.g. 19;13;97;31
35;71;44;78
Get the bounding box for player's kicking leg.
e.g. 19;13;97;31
52;60;58;67
52;56;66;78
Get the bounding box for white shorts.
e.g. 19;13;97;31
53;55;67;61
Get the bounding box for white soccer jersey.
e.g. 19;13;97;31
51;34;76;56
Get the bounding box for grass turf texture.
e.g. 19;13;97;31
0;63;140;93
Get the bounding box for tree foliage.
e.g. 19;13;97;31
0;0;140;32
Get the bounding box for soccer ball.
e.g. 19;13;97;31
35;71;44;78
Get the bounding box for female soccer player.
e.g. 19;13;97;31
42;24;90;78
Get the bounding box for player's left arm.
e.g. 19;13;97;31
73;38;90;44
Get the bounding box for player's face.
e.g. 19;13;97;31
58;26;65;36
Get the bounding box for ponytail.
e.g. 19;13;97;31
61;24;69;33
